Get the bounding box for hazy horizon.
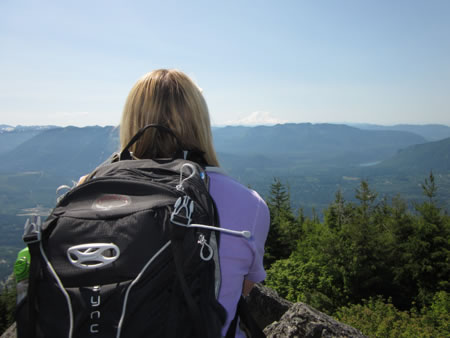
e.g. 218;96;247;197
1;121;450;129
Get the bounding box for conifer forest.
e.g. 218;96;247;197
264;172;449;337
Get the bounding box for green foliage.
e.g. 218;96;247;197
0;284;16;335
335;293;450;337
424;291;450;333
266;174;450;331
328;181;393;304
265;255;338;313
264;178;301;268
393;172;450;308
421;171;437;202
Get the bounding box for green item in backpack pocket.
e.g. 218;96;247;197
14;247;30;282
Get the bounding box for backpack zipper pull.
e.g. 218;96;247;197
197;234;213;261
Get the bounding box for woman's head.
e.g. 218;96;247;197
120;69;219;166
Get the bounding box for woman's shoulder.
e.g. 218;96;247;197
206;167;266;206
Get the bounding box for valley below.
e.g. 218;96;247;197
0;123;449;281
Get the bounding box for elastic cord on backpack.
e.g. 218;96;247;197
170;195;252;239
189;224;251;238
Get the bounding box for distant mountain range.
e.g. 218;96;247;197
375;137;450;174
0;125;58;154
0;124;58;131
1;122;448;207
0;122;449;280
349;123;450;141
214;123;427;171
1;123;448;178
0;126;118;176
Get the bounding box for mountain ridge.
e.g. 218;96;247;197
374;137;450;174
0;123;429;177
350;123;450;141
0;126;118;176
0;123;448;211
0;122;449;282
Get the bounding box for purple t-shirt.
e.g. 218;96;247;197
207;169;270;337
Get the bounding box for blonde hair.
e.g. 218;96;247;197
120;69;219;166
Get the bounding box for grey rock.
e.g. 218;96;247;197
246;283;293;329
0;322;16;338
264;302;367;338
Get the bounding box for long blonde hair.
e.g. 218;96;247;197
120;69;219;166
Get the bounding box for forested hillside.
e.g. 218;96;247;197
375;137;450;174
264;174;449;337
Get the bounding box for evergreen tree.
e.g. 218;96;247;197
410;173;450;306
421;171;437;203
383;195;417;309
264;178;298;268
337;181;391;302
324;190;352;231
355;180;377;217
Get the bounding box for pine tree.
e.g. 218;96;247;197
335;181;391;303
324;190;353;231
410;172;450;307
264;178;298;268
422;171;437;203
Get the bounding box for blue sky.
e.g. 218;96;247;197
1;0;449;127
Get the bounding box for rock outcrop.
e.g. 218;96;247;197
1;284;366;338
0;323;15;338
246;282;294;329
263;302;366;337
246;283;366;337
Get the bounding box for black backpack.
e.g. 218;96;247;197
16;125;238;338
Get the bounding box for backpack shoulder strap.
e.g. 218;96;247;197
23;241;40;338
225;296;266;338
21;217;44;338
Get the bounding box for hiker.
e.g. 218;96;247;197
15;69;268;337
117;69;270;336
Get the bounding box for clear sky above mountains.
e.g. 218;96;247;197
1;0;449;127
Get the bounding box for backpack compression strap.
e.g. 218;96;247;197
225;296;266;338
169;226;206;337
21;224;43;338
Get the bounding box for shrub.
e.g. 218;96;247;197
334;294;449;337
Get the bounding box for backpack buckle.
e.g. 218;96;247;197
170;196;194;227
22;216;42;244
